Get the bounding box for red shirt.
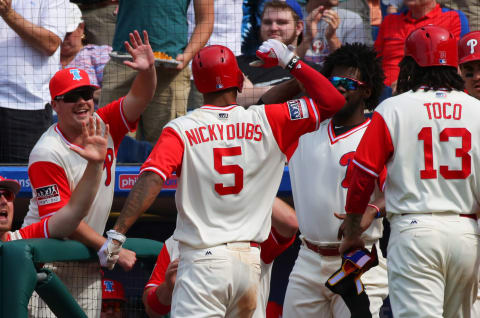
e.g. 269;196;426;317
375;4;469;86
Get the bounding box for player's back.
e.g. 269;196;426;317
377;89;480;214
168;105;288;248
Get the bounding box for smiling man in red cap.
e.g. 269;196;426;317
0;116;109;242
459;31;480;100
23;30;157;318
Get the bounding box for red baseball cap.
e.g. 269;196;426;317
102;279;126;302
49;68;99;100
0;176;20;195
458;31;480;65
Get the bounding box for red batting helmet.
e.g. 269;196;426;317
458;31;480;65
404;25;458;68
192;45;244;94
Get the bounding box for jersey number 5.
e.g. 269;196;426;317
418;127;471;179
214;147;244;195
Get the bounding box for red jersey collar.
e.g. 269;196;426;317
200;104;240;111
403;3;440;23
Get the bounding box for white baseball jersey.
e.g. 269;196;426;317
348;89;480;215
289;118;384;244
142;98;323;248
22;98;136;234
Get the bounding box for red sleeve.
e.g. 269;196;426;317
18;217;50;239
145;244;171;289
28;162;71;218
96;97;137;152
140;127;184;180
260;227;296;264
374;20;385;57
290;60;345;120
345;112;394;214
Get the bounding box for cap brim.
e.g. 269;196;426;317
0;179;21;195
459;54;480;65
54;83;100;100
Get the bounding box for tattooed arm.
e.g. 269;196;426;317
338;214;365;254
114;171;165;234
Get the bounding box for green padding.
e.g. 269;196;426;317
123;238;163;258
1;241;38;318
35;268;87;318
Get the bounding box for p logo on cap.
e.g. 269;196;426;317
49;68;99;100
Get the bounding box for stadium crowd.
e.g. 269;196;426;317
1;0;480;317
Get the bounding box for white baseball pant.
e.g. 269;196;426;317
387;213;480;318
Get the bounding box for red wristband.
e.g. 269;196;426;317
146;286;171;315
368;203;382;218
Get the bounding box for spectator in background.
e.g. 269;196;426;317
101;279;127;318
296;0;368;65
60;2;112;106
25;30;156;318
437;0;479;32
72;0;119;47
0;0;69;163
337;0;379;44
186;0;243;109
382;0;404;14
375;0;469;89
99;0;214;145
236;0;311;106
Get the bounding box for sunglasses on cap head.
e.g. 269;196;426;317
55;88;94;103
0;189;15;202
329;76;366;91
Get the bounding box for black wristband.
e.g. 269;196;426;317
285;55;300;71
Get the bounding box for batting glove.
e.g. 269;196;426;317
97;230;126;270
250;39;299;69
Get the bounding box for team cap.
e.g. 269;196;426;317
102;279;126;302
49;68;99;100
458;31;480;65
0;176;20;195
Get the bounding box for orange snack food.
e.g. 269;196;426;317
153;52;173;60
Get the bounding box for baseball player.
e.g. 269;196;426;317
261;42;388;317
458;30;480;318
23;30;157;317
0;117;108;242
142;198;298;318
340;25;480;318
102;39;345;317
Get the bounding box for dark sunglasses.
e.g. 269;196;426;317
0;189;15;201
102;301;122;313
329;76;365;91
55;88;94;103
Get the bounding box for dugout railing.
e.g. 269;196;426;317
0;238;162;318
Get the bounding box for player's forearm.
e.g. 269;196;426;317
345;165;377;215
271;198;298;238
1;9;61;55
343;214;363;239
155;283;174;306
48;161;103;238
69;221;107;250
143;286;171;317
259;78;301;104
114;171;165;234
290;60;345;118
124;65;157;122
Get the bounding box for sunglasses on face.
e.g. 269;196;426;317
55;88;94;103
329;76;365;91
0;189;15;201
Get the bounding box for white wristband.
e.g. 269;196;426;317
106;229;126;244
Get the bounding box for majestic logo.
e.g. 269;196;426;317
69;69;82;81
287;99;309;120
103;280;115;293
467;39;478;54
218;113;229;119
35;184;60;206
339;152;355;188
205;250;212;256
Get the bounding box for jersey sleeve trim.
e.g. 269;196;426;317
119;97;135;132
44;217;50;238
352;159;379;178
140;167;168;182
307;98;320;130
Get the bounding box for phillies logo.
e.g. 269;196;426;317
467;39;478;54
103;280;114;292
103;148;114;186
339;151;355;188
69;68;82;81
